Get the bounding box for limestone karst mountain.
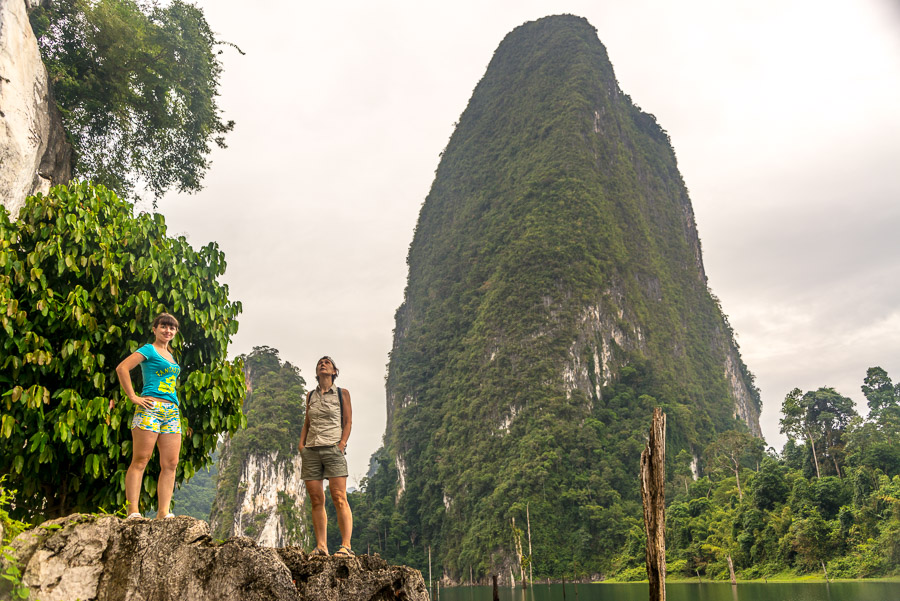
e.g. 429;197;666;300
369;14;762;580
209;347;310;547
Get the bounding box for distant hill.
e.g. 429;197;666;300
355;14;761;582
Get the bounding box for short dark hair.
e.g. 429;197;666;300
317;355;339;382
152;312;179;329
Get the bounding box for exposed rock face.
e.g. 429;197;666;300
0;0;71;217
211;446;308;547
3;514;427;601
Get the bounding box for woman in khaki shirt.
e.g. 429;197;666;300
298;356;354;556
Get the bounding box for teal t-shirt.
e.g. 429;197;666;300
137;344;181;404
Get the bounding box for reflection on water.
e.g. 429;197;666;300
435;581;900;601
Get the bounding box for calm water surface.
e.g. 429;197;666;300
434;582;900;601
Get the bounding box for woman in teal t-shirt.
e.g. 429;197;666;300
114;312;182;519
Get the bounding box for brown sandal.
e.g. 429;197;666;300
311;547;328;556
334;545;355;557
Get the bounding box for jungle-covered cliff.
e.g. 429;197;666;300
359;14;761;581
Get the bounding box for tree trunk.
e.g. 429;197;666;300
808;434;822;479
821;560;829;582
641;407;666;601
727;555;736;585
511;517;525;587
831;452;842;479
526;503;534;586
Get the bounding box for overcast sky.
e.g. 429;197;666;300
155;0;900;485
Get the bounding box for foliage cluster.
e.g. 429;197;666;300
209;346;306;540
29;0;237;199
353;368;900;581
0;182;245;520
623;367;900;580
359;15;759;581
0;480;30;599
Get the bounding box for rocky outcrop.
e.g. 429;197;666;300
0;0;71;216
725;348;762;436
211;447;308;547
2;513;428;601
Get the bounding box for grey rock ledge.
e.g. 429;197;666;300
2;513;428;601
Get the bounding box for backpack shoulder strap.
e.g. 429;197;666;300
337;387;344;426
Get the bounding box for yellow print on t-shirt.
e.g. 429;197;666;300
158;374;177;394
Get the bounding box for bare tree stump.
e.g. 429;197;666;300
641;408;666;601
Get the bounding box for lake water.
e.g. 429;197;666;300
433;582;900;601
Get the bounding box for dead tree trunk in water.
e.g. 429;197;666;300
727;555;737;585
641;407;666;601
526;503;534;586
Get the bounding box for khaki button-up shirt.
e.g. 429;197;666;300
306;384;342;446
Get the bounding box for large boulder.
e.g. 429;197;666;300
3;514;428;601
0;0;71;217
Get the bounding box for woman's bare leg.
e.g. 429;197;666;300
306;479;328;551
126;427;159;514
329;476;353;548
155;432;181;517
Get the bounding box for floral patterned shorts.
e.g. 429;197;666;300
131;401;181;434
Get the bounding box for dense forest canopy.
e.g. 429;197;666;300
28;0;237;199
350;367;900;581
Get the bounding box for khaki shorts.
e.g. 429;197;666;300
300;444;348;480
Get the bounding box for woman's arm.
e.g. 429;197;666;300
338;389;352;453
114;352;152;411
298;411;310;452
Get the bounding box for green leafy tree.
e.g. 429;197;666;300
844;368;900;476
28;0;239;199
790;511;839;574
704;430;760;500
781;387;857;479
782;388;823;478
861;367;900;427
0;182;245;521
673;448;694;495
751;458;789;511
